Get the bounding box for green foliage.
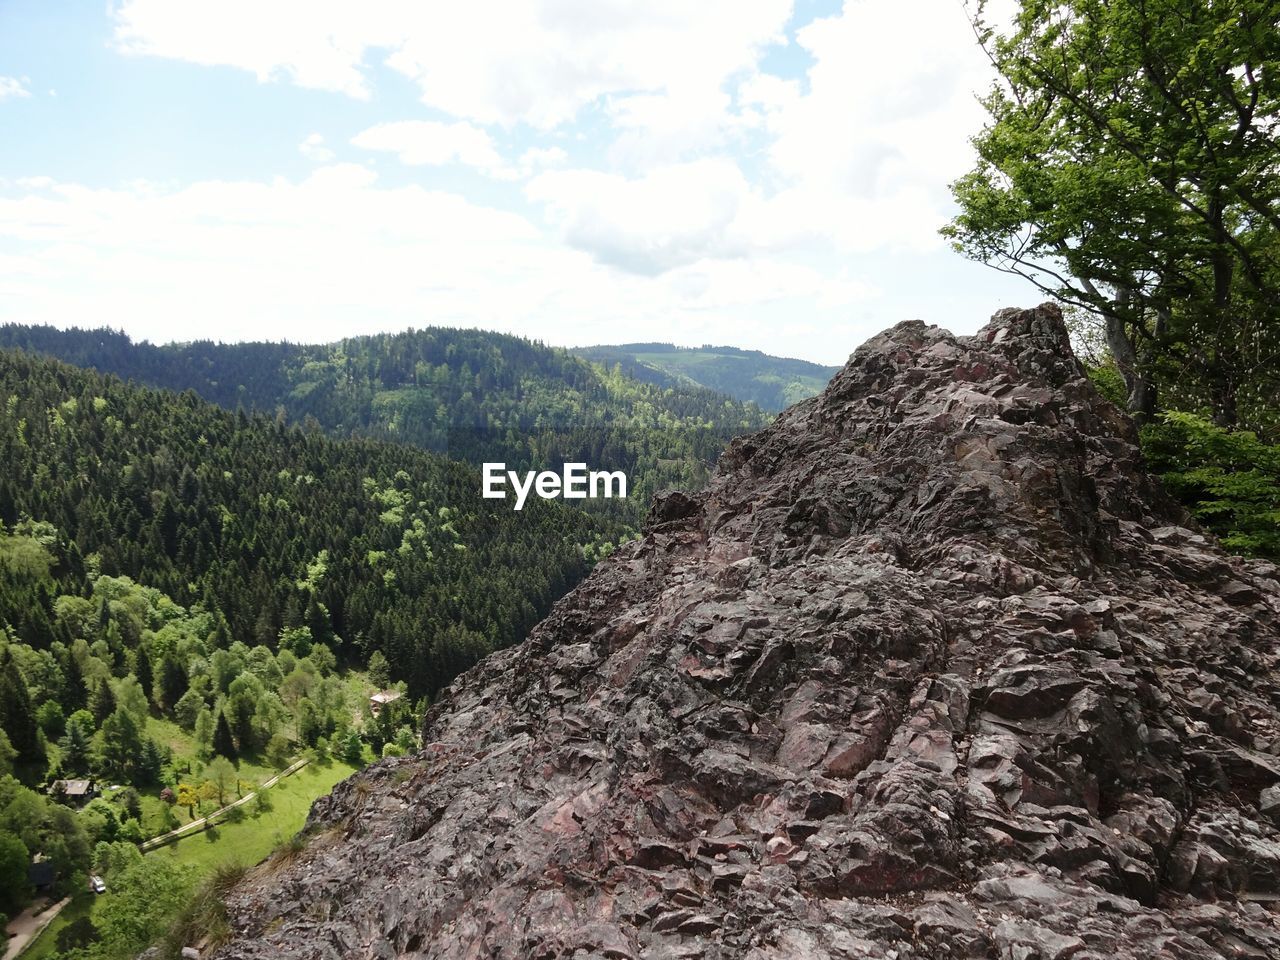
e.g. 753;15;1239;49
211;711;237;762
1142;412;1280;558
250;785;273;817
0;729;14;777
0;649;43;771
94;838;142;878
366;650;390;690
1085;364;1129;409
36;699;65;740
0;774;92;914
204;756;237;807
91;856;196;957
340;730;365;768
97;708;144;780
0;348;623;706
79;798;121;844
946;0;1280;428
0;323;771;522
263;733;292;771
59;713;94;776
0;829;31;912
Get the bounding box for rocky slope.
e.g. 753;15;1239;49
214;305;1280;959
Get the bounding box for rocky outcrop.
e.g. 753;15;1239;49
214;305;1280;959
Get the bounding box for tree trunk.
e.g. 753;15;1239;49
1212;374;1239;428
1104;290;1156;424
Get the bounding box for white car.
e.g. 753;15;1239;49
90;875;106;894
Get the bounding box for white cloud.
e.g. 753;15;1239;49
351;120;516;180
522;1;1016;271
606;87;736;168
42;0;1040;361
299;133;334;163
111;1;791;129
0;167;882;360
517;147;567;170
0;76;31;100
112;1;388;98
106;0;1008;255
736;0;1006;253
527;160;754;274
523;155;948;281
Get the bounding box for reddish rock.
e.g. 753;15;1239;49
213;306;1280;960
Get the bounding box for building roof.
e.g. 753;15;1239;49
370;690;403;704
28;858;56;887
52;779;95;796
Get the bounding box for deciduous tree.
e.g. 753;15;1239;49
946;0;1280;428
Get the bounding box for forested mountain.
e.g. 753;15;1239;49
0;348;625;710
0;325;771;518
0;349;633;938
572;342;839;411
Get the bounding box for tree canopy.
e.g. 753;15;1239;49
946;0;1280;430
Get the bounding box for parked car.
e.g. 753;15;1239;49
90;875;106;894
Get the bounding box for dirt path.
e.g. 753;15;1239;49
3;897;69;960
139;756;311;851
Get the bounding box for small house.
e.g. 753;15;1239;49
28;855;56;892
369;690;403;716
49;779;97;805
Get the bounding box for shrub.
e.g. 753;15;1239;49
251;787;273;816
265;733;293;770
1142;412;1280;558
160;864;244;959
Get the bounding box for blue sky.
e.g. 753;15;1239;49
0;0;1029;364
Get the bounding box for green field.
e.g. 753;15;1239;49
22;760;358;960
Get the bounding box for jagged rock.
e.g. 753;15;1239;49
1262;785;1280;821
212;305;1280;959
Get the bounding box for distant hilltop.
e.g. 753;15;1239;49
572;341;839;412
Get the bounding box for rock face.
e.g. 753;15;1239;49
216;306;1280;959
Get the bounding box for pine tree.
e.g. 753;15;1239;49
63;652;87;711
98;708;142;779
212;710;237;760
0;654;42;766
159;655;187;711
136;737;164;785
133;645;153;708
58;716;92;775
228;694;256;754
341;729;365;768
305;595;332;645
367;650;390;690
90;679;117;726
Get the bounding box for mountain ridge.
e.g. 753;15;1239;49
571;341;839;412
0;324;771;522
207;304;1280;959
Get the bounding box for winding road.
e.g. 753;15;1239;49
3;897;70;960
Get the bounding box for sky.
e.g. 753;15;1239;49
0;0;1031;365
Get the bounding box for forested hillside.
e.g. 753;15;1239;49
0;348;634;946
572;342;839;412
0;326;770;518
